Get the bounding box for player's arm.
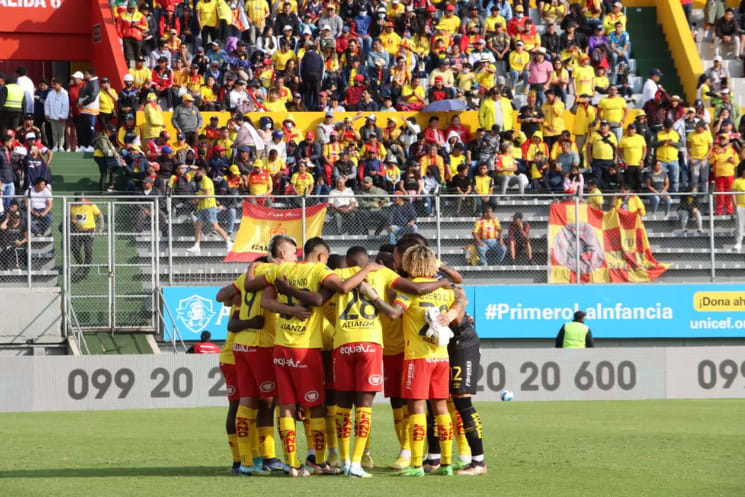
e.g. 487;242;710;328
443;286;467;326
439;264;464;284
216;283;238;303
227;308;265;332
322;263;382;294
244;274;270;292
391;276;450;296
359;282;402;320
274;276;324;307
260;285;312;320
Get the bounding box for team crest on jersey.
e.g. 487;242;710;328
175;295;215;334
260;381;276;393
368;374;382;386
304;390;319;403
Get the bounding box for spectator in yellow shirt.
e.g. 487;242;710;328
615;186;646;217
572;55;595;100
541;90;565;150
437;4;461;35
618;123;647;190
129;56;151;89
508;40;530;90
196;0;219;45
263;88;287;112
380;22;402;56
655;119;681;193
687;121;713;193
597;85;628;142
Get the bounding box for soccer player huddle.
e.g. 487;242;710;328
216;233;486;478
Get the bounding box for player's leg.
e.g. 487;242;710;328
273;346;306;477
219;362;241;472
452;345;486;475
384;352;410;469
322;349;340;468
399;358;430;477
300;348;338;474
257;398;282;471
447;398;471;469
252;347;280;471
348;343;382;478
430;361;455;477
424;401;441;472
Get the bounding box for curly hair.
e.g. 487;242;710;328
401;245;438;278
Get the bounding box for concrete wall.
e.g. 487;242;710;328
0;288;63;345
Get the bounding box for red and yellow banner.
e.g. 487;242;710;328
549;202;669;283
224;201;327;262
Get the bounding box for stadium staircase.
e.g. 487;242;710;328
692;8;745;107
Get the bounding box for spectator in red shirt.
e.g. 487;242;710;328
66;72;85;152
186;331;221;354
446;115;472;144
423;116;446;147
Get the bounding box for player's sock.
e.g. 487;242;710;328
409;412;427;467
448;399;471;462
309;416;327;463
426;407;441;458
435;413;454;466
336;407;352;464
454;397;484;463
246;408;260;463
278;416;300;468
258;426;276;459
235;406;253;466
392;407;405;447
351;407;372;464
302;417;315;460
401;404;411;453
228;433;240;464
326;404;338;453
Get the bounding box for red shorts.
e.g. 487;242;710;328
401;358;450;400
273;345;325;408
383;353;404;398
332;342;383;392
233;345;277;399
219;362;240;402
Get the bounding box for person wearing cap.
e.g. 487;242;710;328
706;55;728;96
640;67;663;108
117;74;139;119
69;193;104;278
587;120;618;188
142;92;165;146
318;2;344;39
507;4;527;37
117;0;149;66
556;311;594;348
687;120;713;193
572;54;595;100
116;113;142;148
129;55;152;90
95;77;117;132
654;119;681;193
16;113;41;147
711;133;738;215
172;93;203;145
618;123;646;190
43;78;69;152
508;40;530;91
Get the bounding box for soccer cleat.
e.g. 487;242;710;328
327;451;342;468
423;459;440;473
361;452;375;469
288;466;311;478
237;464;254;475
341;463;351;476
319;463;342;475
456;463;488;476
250;457;270;475
451;459;466;471
432;465;453;476
348;464;372;478
398;466;425;477
231;462;241;474
263;457;284;472
388;457;410;470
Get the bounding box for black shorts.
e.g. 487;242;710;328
449;344;480;395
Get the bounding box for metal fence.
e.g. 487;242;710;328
2;191;743;331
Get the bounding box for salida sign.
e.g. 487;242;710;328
0;0;62;7
0;0;88;34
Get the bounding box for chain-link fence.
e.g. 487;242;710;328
4;190;744;330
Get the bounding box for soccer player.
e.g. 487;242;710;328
332;246;450;478
215;235;302;475
258;237;381;477
217;292;241;473
391;245;467;477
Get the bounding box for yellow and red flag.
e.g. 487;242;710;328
224;201;327;262
549;202;669;283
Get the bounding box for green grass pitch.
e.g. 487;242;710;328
1;400;744;497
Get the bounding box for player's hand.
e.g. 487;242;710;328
359;281;379;301
435;313;449;327
453;285;466;301
274;276;292;295
296;407;306;421
291;306;312;321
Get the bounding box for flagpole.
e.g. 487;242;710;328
575;194;580;284
709;192;715;282
301;195;307;249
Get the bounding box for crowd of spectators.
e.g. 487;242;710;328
3;1;745;267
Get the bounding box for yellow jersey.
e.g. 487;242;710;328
233;266;276;348
619;134;646;166
474;174;494;194
332;266;400;348
272;49;296;71
291;171;314;195
508;51;530;72
436;15;461;35
687;130;713;160
473;218;502;239
196;0;219;27
70;203;101;231
572;104;596;136
598;95;626;124
712;146;738;177
393;278;454;360
573;65;595;97
589;132;617;161
732;178;745;207
219;303;239;364
541;100;565;137
196;176;217;211
264;261;335;349
655;129;680;162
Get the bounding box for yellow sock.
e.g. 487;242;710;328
392;407;405;448
365;427;371;451
326;405;338;451
352;407;372;464
228;433;240;463
335;407;352;463
258;426;275;459
435;413;454;466
401;404;411;452
409;412;426;467
278;416;300;468
235;406;253;466
246;408;259;461
309;416;327;463
448;400;471;458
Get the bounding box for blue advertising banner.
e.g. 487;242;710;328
162;286;231;341
471;284;745;338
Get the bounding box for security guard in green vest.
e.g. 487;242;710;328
555;311;595;348
0;73;26;134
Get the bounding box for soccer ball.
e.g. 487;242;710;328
501;390;514;402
